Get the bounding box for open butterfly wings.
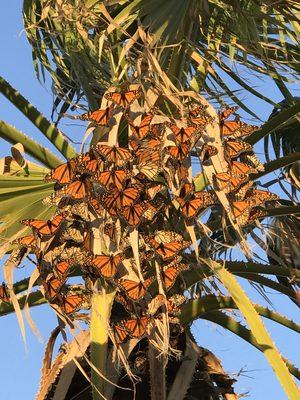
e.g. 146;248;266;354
91;254;122;278
21;214;65;237
118;277;154;301
76;106;113;125
105;89;141;108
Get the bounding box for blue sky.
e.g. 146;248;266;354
0;2;299;399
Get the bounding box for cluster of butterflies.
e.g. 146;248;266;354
8;88;278;343
200;107;279;225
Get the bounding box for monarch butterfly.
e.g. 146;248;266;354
248;207;267;223
142;201;162;222
221;120;258;138
136;147;161;167
21;214;65;237
65;202;91;222
105;89;141;108
121;315;150;338
224;139;253;159
146;232;190;261
214;172;249;193
232;181;254;200
168;124;199;143
165;142;191;163
60;294;85;314
188;106;210;127
148;293;184;316
245;189;279;206
54;261;71;279
128;113;153;139
95;145;133;167
231;200;253;225
62;177;94;199
91;253;122;279
200;144;218;165
145;183;164;200
44;159;77;184
0;283;10;303
94;169;130;190
77;150;101;175
59;245;90;265
230;161;258;176
118;277;154;301
176;192;216;219
114;323;129;344
103;223;118;243
115;292;134;313
62;227;84;243
240;153;265;172
43;274;65;301
151;123;166;138
89;197;104;215
119;202;147;227
161;263;188;291
147;294;166;315
75;106;113;125
14;234;37;249
178;182;195;199
219;106;239;121
101;187;140;211
138;160;162;181
154;230;183;243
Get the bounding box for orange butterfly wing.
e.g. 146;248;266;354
43;275;65;301
219;106;239;120
91;254;121;278
214;172;248;192
149;239;186;260
231;200;252;225
94;169;129;190
102;187;140;210
15;234;37;248
230;161;257;176
61;294;84;314
119;203;146;227
176;192;215;219
44;159;77;184
77;151;100;174
162;264;187;290
200;144;218;165
64;179;93;199
22;215;64;236
123;316;149;338
106;90;140;107
119;277;154;301
54;261;70;279
165;142;190;162
224;139;253;159
77;106;112;125
129;113;153;139
169;124;197;143
222;120;258;138
96;145;133;166
114;324;128;344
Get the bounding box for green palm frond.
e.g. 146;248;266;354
23;0;300;112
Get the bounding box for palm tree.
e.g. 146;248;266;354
1;1;300;399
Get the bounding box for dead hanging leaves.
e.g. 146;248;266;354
6;81;278;361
